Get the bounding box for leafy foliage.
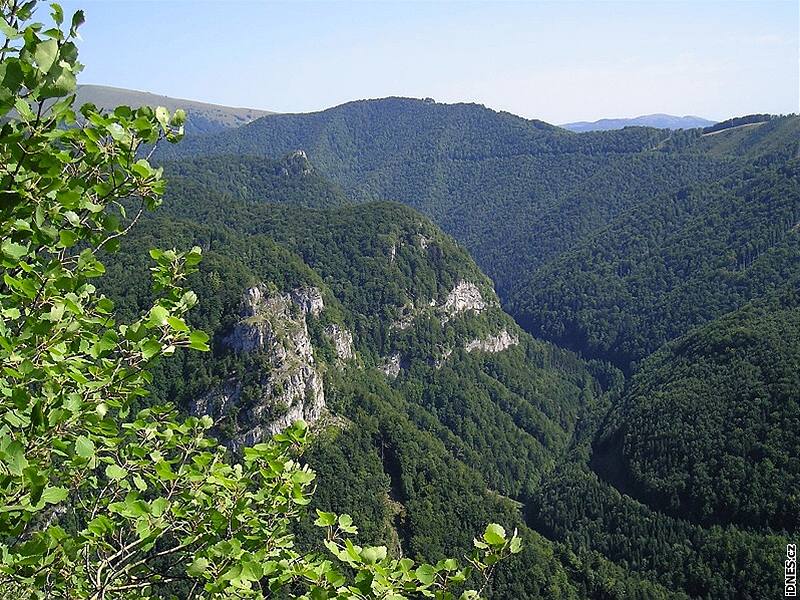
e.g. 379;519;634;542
0;3;521;598
594;291;800;530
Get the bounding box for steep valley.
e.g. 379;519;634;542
102;106;800;598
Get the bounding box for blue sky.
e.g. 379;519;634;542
58;0;798;123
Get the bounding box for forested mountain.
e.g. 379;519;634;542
99;143;798;597
6;1;796;596
595;290;800;531
102;166;633;598
156;97;800;375
510;133;800;369
561;114;715;132
75;84;272;135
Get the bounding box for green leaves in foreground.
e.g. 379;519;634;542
0;1;521;597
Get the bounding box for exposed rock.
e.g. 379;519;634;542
326;324;354;362
278;149;313;177
192;284;325;449
464;329;519;354
418;234;431;250
441;281;487;320
379;353;401;378
291;287;324;316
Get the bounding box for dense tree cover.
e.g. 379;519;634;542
99;193;602;597
66;24;800;600
99;150;796;597
115;113;800;596
509;153;800;370
701;113;775;134
163;154;349;208
0;3;522;598
594;291;800;531
154;98;799;379
531;462;788;599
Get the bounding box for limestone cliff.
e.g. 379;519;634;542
191;284;327;449
464;329;519;354
441;281;488;318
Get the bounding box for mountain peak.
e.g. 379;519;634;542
561;113;716;132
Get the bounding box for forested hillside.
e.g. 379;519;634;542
102;165;646;598
6;2;797;598
99;146;797;597
157;98;800;371
147;106;800;598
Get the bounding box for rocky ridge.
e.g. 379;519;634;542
464;329;519;354
191;284;352;448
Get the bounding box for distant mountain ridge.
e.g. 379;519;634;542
75;84;273;135
561;113;716;132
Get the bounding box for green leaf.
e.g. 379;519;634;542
34;39;59;72
2;240;28;260
314;510;336;527
5;441;28;476
188;330;210;351
105;464;127;481
141;339;162;360
40;486;68;504
87;514;115;536
51;3;64;25
361;546;387;565
240;560;263;582
74;435;94;458
154;460;176;480
0;21;19;39
70;9;85;34
187;557;209;577
132;474;147;492
14;97;35;120
148;305;169;326
483;523;506;546
166;315;189;332
415;564;436;585
59;229;79;247
338;514;353;529
155;106;170;129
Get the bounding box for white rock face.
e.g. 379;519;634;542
379;353;401;378
441;281;487;320
464;329;519;354
278;149;313;177
290;287;324;317
192;284;326;449
326;324;354;362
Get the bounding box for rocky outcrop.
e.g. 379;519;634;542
290;287;324;316
390;304;416;331
464;329;519;354
326;324;354;362
277;149;313;177
379;353;401;378
192;284;326;449
440;281;488;322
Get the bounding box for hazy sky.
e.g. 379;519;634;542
58;0;798;123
